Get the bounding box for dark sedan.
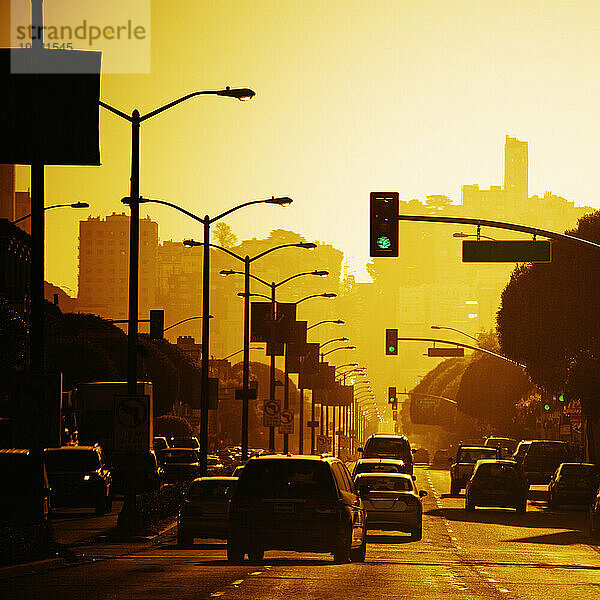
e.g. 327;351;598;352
548;462;599;508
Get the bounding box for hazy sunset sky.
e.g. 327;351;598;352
6;0;600;292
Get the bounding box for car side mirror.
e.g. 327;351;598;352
411;449;416;454
412;475;417;481
419;490;428;498
357;447;363;454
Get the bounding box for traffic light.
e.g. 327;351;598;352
149;309;165;340
370;192;399;257
385;328;398;355
388;386;397;410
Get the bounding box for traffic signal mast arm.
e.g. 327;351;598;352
396;336;525;368
397;214;600;252
397;391;457;405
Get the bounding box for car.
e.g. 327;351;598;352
511;440;533;466
228;454;367;563
43;445;112;514
110;450;165;494
431;449;452;469
177;476;237;546
0;449;52;522
521;440;572;485
412;448;430;464
465;459;528;512
207;455;225;475
548;462;600;508
449;445;500;495
157;448;201;483
358;434;414;475
231;465;245;477
169;437;201;451
351;458;411;478
484;437;518;459
354;472;427;540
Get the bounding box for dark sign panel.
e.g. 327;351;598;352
272;302;297;343
286;321;308;356
427;347;465;357
0;49;101;165
251;302;273;342
462;240;551;263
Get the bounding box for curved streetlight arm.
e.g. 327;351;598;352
322;346;355;358
221;347;262;361
249;243;314;264
12;202;89;224
239;292;271;301
398;214;600;252
396;336;525;368
99;100;132;121
221;270;270;287
164;315;213;332
307;319;344;331
296;293;336;305
139;90;223;122
431;325;479;342
274;270;328;288
320;338;349;349
126;197;205;223
211;198;289;225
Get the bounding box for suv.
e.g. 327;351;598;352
521;440;571;484
228;455;367;563
484;437;518;459
44;445;112;514
449;445;500;496
359;434;414;475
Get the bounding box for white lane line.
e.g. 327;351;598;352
250;571;262;575
210;593;225;598
230;579;244;586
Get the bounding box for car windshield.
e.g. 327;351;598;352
356;475;413;491
187;480;235;499
514;443;531;456
160;450;197;463
237;460;336;500
364;438;409;457
458;448;497;462
475;463;518;479
356;463;402;474
170;438;199;448
44;450;100;472
528;443;569;457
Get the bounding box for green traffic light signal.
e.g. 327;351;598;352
377;235;392;250
558;394;565;402
543;403;551;411
388;345;396;353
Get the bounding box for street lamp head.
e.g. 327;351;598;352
265;196;293;206
220;270;236;276
312;270;329;277
216;86;256;101
183;239;202;247
431;325;441;330
452;232;469;238
70;202;89;208
298;242;317;250
334;319;344;324
322;293;337;298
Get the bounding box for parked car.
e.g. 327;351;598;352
153;436;169;452
110;450;165;494
0;449;52;522
449;445;500;496
228;455;367;563
157;448;201;483
521;440;571;485
548;462;600;508
43;445;112;514
484;437;518;459
431;449;452;469
358;434;414;475
465;459;528;512
169;437;200;451
354;472;427;540
207;455;225;475
231;465;245;477
177;476;238;546
352;458;411;478
511;440;533;466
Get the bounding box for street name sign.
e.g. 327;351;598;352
428;347;465;357
462;240;551;263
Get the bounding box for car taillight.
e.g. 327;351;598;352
304;499;340;514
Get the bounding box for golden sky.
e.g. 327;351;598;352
6;0;600;292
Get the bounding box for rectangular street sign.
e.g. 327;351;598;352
462;240;551;263
235;388;258;400
263;399;281;427
114;394;152;452
278;408;294;434
428;347;465;357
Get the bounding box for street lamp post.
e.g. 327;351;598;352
12;201;89;225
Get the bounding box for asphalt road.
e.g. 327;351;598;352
2;466;599;599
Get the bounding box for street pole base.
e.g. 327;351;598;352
117;493;143;537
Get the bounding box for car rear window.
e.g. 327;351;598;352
527;443;569;457
187;480;234;499
560;464;598;478
44;450;101;472
356;475;413;491
475;463;518;479
236;459;336;500
457;448;497;462
364;437;410;457
355;463;402;474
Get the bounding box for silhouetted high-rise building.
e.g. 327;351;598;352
77;213;158;323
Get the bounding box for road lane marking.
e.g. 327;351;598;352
250;571;262;575
230;579;244;586
210;593;225;598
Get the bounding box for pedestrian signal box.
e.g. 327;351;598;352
370;192;399;257
385;329;398;355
